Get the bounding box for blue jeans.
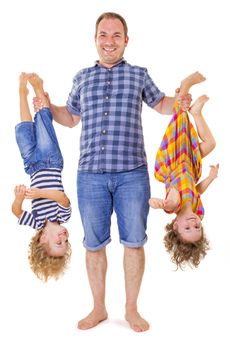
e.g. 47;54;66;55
15;108;63;175
77;166;150;251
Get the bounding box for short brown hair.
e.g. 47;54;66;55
95;12;128;37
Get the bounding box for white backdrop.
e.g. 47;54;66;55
1;0;229;349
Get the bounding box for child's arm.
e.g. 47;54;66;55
163;187;180;211
196;164;219;194
12;185;26;218
25;188;70;207
149;188;180;211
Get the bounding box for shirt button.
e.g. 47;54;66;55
105;96;109;100
101;146;105;151
104;112;108;116
107;81;111;85
102;130;106;134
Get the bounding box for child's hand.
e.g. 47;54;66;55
209;163;219;180
14;185;27;200
149;197;166;209
25;187;41;199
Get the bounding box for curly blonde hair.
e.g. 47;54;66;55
28;229;71;282
164;220;210;269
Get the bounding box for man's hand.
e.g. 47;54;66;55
176;90;192;112
33;92;50;112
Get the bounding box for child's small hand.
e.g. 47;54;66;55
149;197;166;209
25;187;41;199
209;163;219;180
14;184;27;199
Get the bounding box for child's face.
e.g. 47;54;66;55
40;223;69;257
173;213;202;243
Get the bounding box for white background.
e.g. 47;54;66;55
0;0;229;349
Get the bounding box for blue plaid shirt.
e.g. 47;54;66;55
66;59;165;172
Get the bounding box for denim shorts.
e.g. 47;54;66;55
15;108;63;175
77;166;150;250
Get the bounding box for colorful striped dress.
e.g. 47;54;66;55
154;101;204;219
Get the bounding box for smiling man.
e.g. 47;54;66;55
38;12;192;332
95;15;129;68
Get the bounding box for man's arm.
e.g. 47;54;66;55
50;104;80;128
154;71;205;115
154;96;176;115
154;93;192;115
25;188;70;207
196;164;219;195
33;96;80;128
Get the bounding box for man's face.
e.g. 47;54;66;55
95;18;129;68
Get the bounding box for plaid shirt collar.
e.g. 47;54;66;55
94;57;126;68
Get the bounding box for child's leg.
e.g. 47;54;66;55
27;73;49;107
27;73;63;168
179;71;206;96
189;95;216;158
19;73;32;122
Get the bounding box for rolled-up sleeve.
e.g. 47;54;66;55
142;68;165;108
66;72;82;116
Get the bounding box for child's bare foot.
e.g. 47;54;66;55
180;71;206;94
19;72;29;95
189;95;209;117
27;73;49;107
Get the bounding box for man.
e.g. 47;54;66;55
37;12;191;332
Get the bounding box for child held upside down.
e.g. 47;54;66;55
149;72;219;269
12;73;72;281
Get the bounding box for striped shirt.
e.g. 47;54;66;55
18;168;71;230
66;59;165;172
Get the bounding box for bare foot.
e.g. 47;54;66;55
189;95;209;117
181;71;206;88
125;310;149;332
77;309;108;330
27;73;49;107
19;72;29;95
